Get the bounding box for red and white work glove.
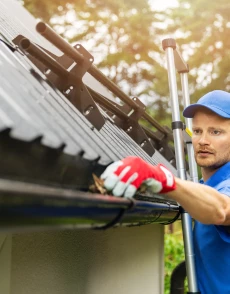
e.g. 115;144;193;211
100;156;176;198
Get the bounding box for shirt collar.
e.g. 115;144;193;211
202;162;230;186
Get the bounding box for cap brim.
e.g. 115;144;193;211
183;104;208;118
183;104;230;118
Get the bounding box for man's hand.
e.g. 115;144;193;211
100;156;176;198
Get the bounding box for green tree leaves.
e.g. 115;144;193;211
23;0;172;124
164;233;187;294
166;0;230;102
23;0;230;124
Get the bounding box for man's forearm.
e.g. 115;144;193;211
167;178;230;225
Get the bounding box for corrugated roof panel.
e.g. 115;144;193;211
0;0;178;178
0;41;109;161
0;106;14;132
99;110;177;174
0;83;43;142
0;46;65;148
99;109;153;160
10;46;114;163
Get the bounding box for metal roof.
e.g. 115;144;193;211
0;0;180;231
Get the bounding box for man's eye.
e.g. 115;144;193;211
212;130;221;135
193;129;200;134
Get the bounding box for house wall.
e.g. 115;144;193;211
0;225;164;294
0;235;11;293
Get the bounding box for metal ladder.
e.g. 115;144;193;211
162;38;200;294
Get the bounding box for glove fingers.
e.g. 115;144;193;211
103;164;131;191
128;175;148;190
124;185;137;198
103;174;120;191
113;172;138;197
116;166;131;179
100;161;123;180
112;181;127;196
143;178;163;193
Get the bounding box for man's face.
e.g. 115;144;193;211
192;108;230;170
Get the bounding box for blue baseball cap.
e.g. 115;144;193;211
183;90;230;118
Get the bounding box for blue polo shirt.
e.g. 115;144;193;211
194;162;230;294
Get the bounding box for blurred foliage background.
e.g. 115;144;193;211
22;0;230;127
22;0;230;292
164;224;186;294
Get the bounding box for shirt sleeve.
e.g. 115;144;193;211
218;186;230;197
215;184;230;241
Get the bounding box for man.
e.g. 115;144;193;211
100;90;230;294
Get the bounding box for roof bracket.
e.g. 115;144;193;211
111;97;155;156
12;34;105;131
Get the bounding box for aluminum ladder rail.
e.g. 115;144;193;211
162;38;200;294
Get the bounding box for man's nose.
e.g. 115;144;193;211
198;133;210;145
